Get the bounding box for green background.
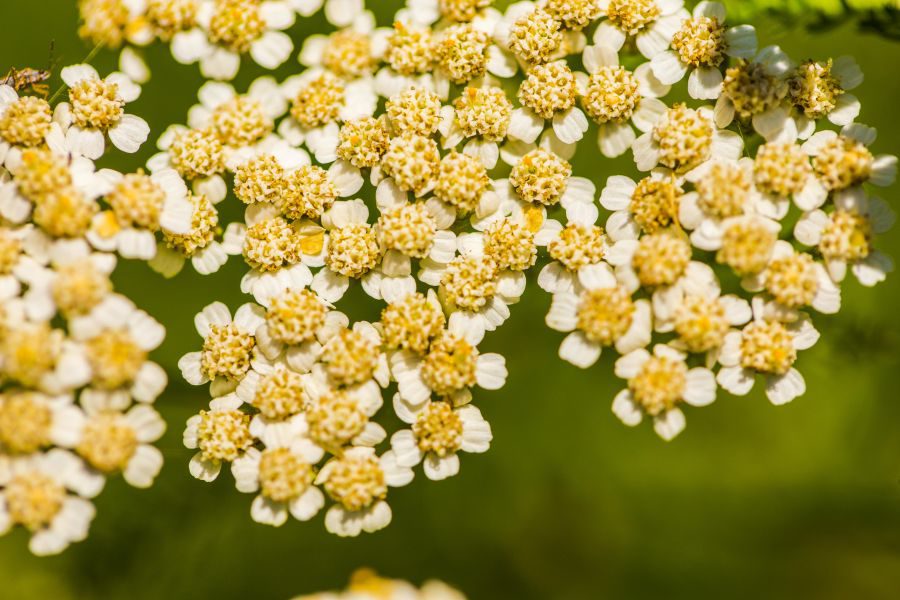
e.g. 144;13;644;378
2;1;900;598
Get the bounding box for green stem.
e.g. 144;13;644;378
48;42;104;105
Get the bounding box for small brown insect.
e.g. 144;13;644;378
2;42;57;99
1;67;52;98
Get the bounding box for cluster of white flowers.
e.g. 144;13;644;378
11;0;895;548
293;569;466;600
0;62;184;554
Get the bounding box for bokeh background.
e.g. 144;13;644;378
2;1;900;598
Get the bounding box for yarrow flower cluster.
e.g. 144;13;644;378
293;569;467;600
0;64;184;554
17;0;898;549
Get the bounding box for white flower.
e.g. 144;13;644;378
545;262;652;369
389;324;507;408
66;400;166;488
612;344;717;440
184;394;254;481
230;415;325;527
86;168;193;259
58;64;150;158
593;0;689;60
786;55;864;134
0;449;99;556
291;0;363;25
801;123;897;194
179;301;266;396
535;210;611;295
579;44;671;158
632;103;743;175
716;299;820;405
794;189;895;287
391;400;492;481
171;0;297;80
68;294;168;402
316;446;413;537
713;45;795;140
650;2;757;100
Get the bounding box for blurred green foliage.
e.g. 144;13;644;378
2;1;900;599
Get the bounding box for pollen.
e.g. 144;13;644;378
812;135;874;191
266;288;328;346
440;256;499;312
0;96;52;147
632;230;692;287
788;59;844;120
336;117;390;169
673;295;730;353
381;293;446;354
421;334;479;396
629;176;682;234
52;259;113;317
234;154;285;205
169;128;226;180
439;0;491;22
210;96;273;147
652;104;714;173
242;216;299;272
413;401;463;457
722;60;788;120
483;218;537;271
382;132;441;196
280;165;337;220
508;8;563;65
163;193;218;257
582;65;640;124
253;367;306;420
322;452;387;512
322;29;375;79
453;86;513;141
695;162;751;219
754;142;812;198
208;0;265;54
765;252;819;308
576;285;635;345
740;320;796;375
33;188;98;239
325;223;382;278
518;61;577;119
548;223;607;271
671;16;727;68
69;77;124;131
258;448;315;503
77;0;129;48
433;151;491;213
716;217;777;277
0;322;62;388
106;171;165;230
85;329;147;389
307;389;368;452
386;87;443;137
509;148;571;206
628;355;687;416
376;203;438;258
5;471;66;532
0;392;53;455
385;22;435;76
201;324;256;381
545;0;602;30
76;412;139;472
435;24;489;85
819;209;872;263
146;0;198;40
13;148;73;203
197;408;253;462
606;0;660;36
321;328;380;387
290;73;344;129
0;230;22;275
